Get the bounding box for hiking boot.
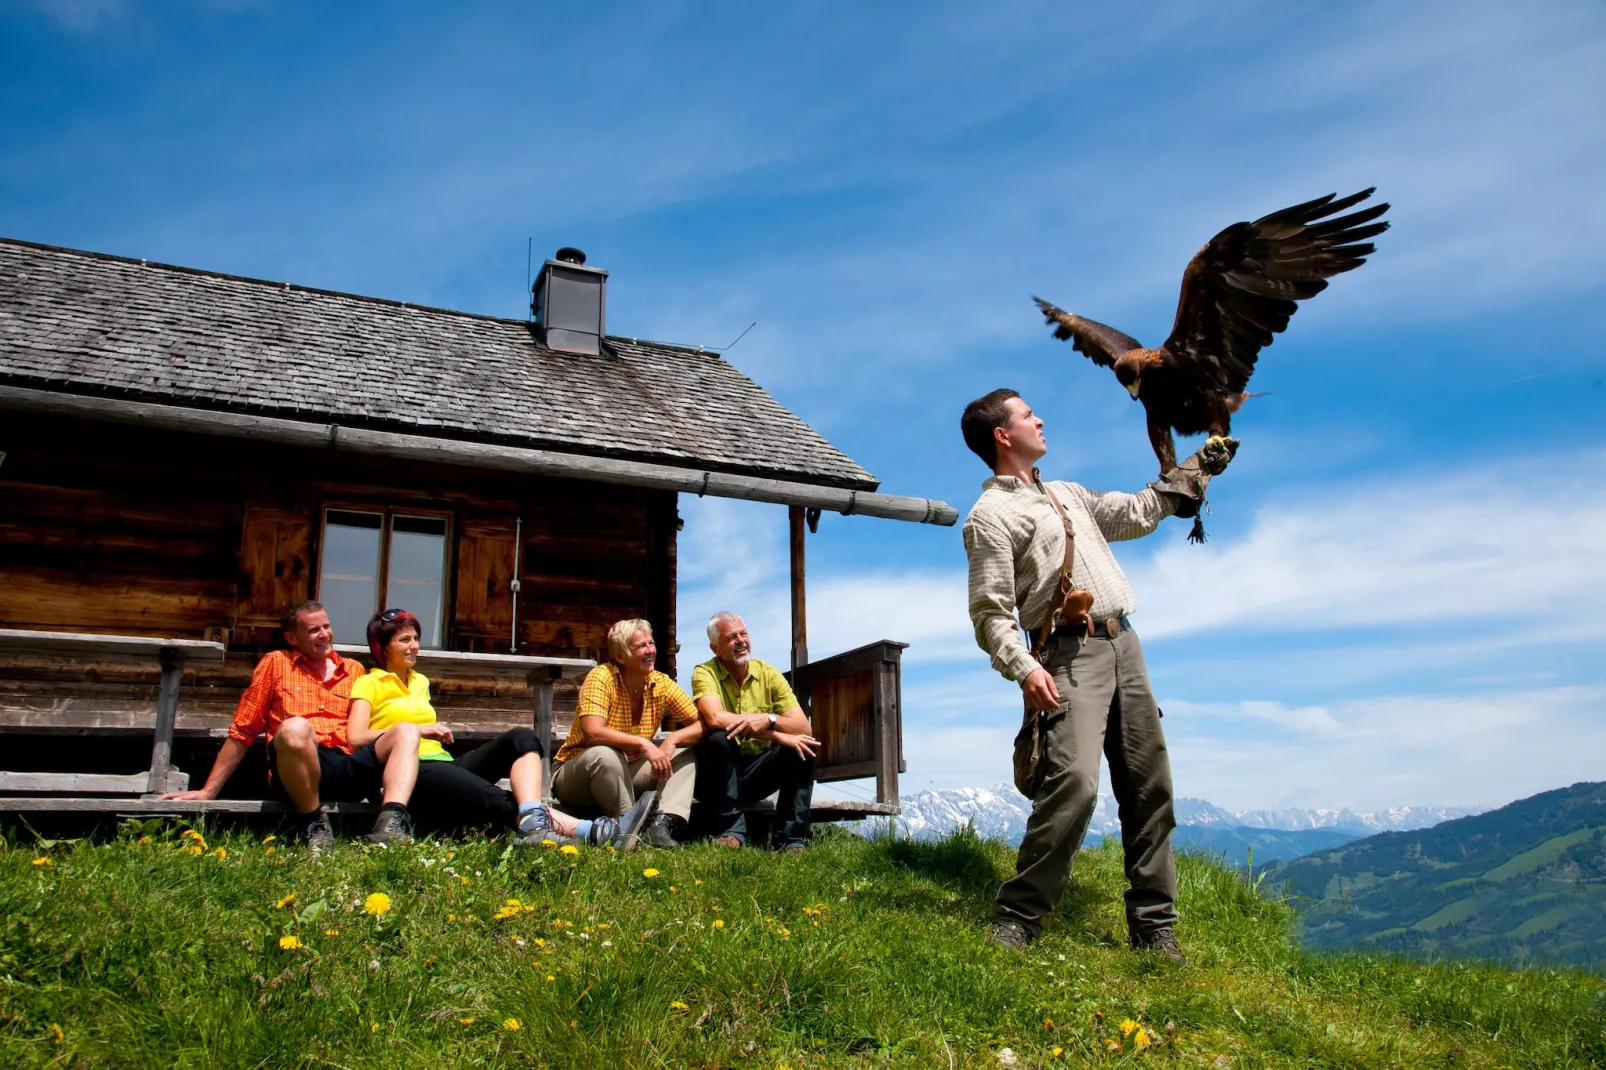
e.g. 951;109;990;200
362;808;414;846
640;811;685;850
513;805;576;847
989;918;1034;950
1131;926;1186;964
302;811;335;852
588;790;658;851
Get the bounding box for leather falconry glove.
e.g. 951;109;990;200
1150;436;1238;543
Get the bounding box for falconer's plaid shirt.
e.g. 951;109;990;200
226;649;364;752
554;663;699;764
963;470;1175;684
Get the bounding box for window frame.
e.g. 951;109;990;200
315;504;454;649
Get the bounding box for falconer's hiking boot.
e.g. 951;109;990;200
641;811;685;850
588;790;658;851
989;918;1033;951
1131;927;1186;965
362;807;414;846
302;811;335;852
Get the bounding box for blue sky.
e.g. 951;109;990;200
4;0;1603;813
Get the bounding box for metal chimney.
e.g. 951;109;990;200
531;247;608;354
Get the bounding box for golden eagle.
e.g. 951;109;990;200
1034;188;1388;473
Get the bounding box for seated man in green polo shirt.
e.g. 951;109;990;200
690;611;821;851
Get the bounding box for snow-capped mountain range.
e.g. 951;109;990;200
873;784;1485;846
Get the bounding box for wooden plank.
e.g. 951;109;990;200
0;629;226;666
0;384;958;526
814;759;880;783
331;645;591;678
793;639;908;686
0;771;155;793
0;795;895;820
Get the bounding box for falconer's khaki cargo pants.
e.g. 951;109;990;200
995;628;1179;939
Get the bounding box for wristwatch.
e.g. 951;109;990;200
766;714;778;730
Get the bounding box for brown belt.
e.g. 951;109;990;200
1052;614;1131;639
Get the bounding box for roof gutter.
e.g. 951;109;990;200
0;385;958;526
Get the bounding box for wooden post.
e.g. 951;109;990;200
532;667;557;802
146;647;182;794
872;660;900;806
789;505;808;674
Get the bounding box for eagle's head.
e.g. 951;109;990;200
1113;355;1142;398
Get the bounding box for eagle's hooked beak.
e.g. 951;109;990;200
1126;380;1141;399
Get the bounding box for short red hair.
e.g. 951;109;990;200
367;609;422;668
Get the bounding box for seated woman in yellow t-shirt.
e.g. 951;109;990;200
348;609;653;847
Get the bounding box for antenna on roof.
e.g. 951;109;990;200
723;322;757;352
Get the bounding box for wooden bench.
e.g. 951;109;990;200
0;635;906;823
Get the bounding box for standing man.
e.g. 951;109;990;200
690;611;820;851
959;389;1233;961
551;619;705;850
162;600;421;848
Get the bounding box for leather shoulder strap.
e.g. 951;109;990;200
1032;481;1077;659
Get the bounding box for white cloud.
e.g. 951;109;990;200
1131;452;1606;639
1164;684;1606;813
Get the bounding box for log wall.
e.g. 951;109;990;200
0;412;679;755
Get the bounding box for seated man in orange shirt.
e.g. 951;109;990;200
162;600;420;848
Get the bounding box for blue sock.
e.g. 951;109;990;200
572;819;594;842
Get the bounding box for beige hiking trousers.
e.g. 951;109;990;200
996;627;1179;938
550;744;696;819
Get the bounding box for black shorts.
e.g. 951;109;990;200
268;742;383;803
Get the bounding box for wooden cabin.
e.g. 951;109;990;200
0;237;956;821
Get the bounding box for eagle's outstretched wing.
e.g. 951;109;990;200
1161;189;1389;394
1033;297;1141;369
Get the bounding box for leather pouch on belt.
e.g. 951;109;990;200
1013;706;1049;799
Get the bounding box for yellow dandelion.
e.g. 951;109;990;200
1134;1028;1152;1050
642;867;660;878
457;1017;476;1026
364;892;393;916
278;934;302;950
669;1000;689;1011
213;847;227;860
694;878;703;885
324;929;340;937
1051;1047;1064;1058
1104;1038;1121;1051
559;843;580;856
261;834;277;844
276;893;296;909
49;1024;64;1044
180;845;204;856
533;937;545;947
668;885;678;892
502;1017;521;1032
370;1022;380;1033
711;919;725;930
546;974;556;982
31;857;51;867
264;846;276;856
1120;1019;1139;1037
136;835;153;847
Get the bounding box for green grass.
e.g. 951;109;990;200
2;822;1603;1068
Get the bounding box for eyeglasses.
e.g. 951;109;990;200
379;608;407;622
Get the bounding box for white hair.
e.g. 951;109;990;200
705;611;744;644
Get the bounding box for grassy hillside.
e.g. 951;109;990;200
1271;781;1606;970
1169;826;1361;865
2;821;1603;1068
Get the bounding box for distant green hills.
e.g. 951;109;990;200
1172;825;1361;865
1269;781;1606;970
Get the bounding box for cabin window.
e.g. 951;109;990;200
318;509;450;649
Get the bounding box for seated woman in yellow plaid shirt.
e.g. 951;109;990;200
550;618;705;850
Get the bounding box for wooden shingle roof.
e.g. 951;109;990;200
0;238;877;490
